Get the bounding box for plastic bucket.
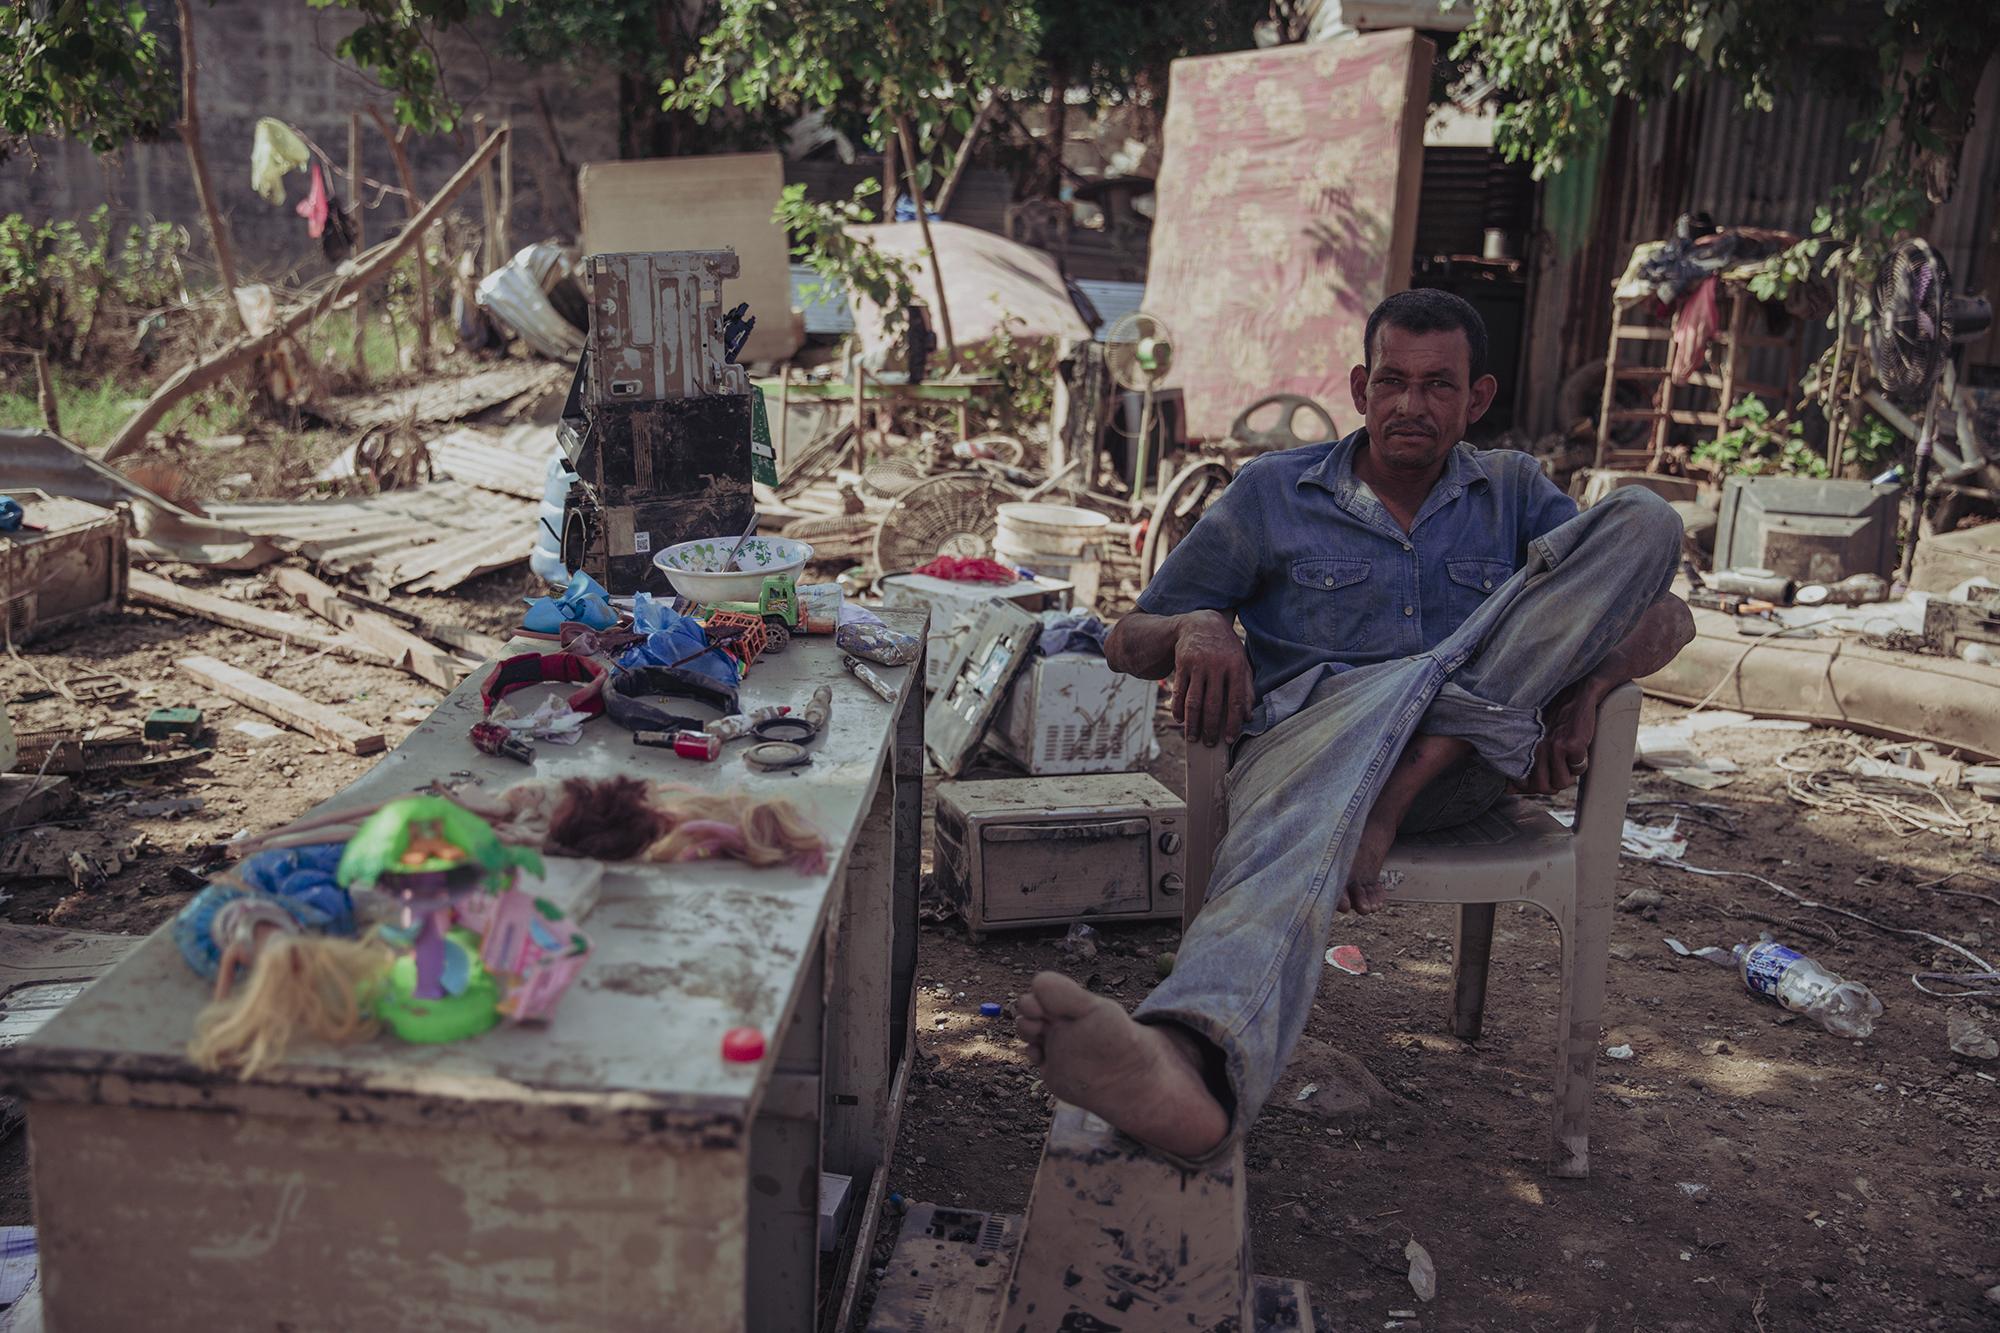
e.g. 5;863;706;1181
994;503;1111;608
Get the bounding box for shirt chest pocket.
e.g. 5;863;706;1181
1289;557;1376;643
1444;557;1513;623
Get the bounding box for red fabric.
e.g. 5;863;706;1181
1669;276;1721;384
915;555;1020;584
295;162;330;239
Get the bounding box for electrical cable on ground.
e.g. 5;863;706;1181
1618;826;2000;1000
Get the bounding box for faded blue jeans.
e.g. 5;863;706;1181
1134;487;1683;1154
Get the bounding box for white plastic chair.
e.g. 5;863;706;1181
1181;681;1642;1178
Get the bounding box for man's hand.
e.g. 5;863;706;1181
1172;611;1254;747
1514;677;1607;795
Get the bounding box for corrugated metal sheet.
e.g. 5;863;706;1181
1519;75;1952;436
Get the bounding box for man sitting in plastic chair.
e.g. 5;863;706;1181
1015;290;1694;1163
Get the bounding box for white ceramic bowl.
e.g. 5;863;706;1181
652;535;814;603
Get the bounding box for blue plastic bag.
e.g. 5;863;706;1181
618;604;742;686
522;569;618;634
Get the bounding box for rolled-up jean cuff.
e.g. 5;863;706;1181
1130;1007;1243;1169
1416;681;1544;779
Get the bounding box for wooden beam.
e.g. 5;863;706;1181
101;128;507;461
267;566;470;689
932;92;999;218
176;655;385;755
127;570;386;665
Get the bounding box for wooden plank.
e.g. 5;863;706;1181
127;571;388;665
267;567;470;690
175;655;385;755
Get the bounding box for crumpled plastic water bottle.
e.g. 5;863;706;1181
1733;936;1883;1038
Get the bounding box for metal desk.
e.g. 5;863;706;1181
6;616;926;1332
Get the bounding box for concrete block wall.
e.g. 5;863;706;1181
0;0;620;283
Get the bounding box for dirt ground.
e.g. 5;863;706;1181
5;568;2000;1331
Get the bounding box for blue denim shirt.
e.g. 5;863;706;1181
1135;430;1578;735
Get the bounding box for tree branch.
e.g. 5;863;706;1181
933;91;999;219
367;105;434;370
897;115;956;367
102;129;508;463
175;0;243;327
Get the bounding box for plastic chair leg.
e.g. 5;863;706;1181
1450;903;1496;1041
1548;893;1610;1179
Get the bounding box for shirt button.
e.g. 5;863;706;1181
1403;605;1414;616
1324;576;1335;587
1402;542;1412;552
1482;579;1493;589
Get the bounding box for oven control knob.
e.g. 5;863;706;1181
1158;832;1184;855
1159;872;1185;896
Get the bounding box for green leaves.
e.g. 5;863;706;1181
1456;0;2000;276
0;0;174;159
776;177;917;340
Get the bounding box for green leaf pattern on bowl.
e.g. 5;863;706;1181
661;537;803;573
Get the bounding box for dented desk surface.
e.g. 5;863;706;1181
7;614;926;1332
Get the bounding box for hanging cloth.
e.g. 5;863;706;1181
295;162;331;239
1669;275;1721;385
250;118;311;205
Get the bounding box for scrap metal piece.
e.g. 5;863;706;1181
924;599;1040;778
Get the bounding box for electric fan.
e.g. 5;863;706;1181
1104;310;1176;514
871;473;1007;574
1869;238;1993;583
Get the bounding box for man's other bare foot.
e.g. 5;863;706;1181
1015;972;1229;1160
1342;734;1473;913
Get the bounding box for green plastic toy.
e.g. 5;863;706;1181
698;573;799;651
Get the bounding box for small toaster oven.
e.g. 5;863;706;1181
933;774;1187;937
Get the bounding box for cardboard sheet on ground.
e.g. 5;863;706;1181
578;153;802;365
844;221;1091;370
1144;30;1432;441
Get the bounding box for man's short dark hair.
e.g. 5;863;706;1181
1363;289;1490;381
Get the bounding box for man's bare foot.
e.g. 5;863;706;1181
1342;734;1473;913
1015;972;1229;1160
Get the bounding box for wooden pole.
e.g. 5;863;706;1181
348;112;367;381
102;129;508;462
369;106;433;370
932;92;999;219
497;120;513;262
896;116;956;368
174;0;244;329
474;112;499;276
853;364;868;473
32;351;59;435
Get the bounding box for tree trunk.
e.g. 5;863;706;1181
1043;77;1070;200
369;107;434;370
32;351;59;435
348;111;368;381
175;0;244;328
880;125;899;223
103;129;508;463
896;116;956;368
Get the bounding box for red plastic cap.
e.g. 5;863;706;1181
722;1027;766;1062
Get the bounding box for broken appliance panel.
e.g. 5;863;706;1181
933;774;1188;935
558;249;755;594
1712;476;1900;584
